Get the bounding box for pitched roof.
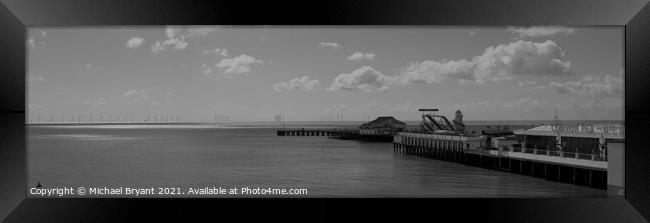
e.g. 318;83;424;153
360;116;406;128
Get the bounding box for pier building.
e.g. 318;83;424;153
359;116;406;136
391;108;624;192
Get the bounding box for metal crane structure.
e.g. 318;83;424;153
418;108;457;134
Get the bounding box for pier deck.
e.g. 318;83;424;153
393;132;608;189
276;128;361;139
276;128;397;141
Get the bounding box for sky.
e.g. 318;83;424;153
27;26;624;122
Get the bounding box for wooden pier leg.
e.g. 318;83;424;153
531;162;535;177
589;170;593;187
544;163;548;180
573;167;577;185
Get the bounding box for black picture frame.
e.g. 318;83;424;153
0;0;649;222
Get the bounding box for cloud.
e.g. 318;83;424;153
126;37;144;48
83;98;107;107
151;38;188;52
508;26;575;38
327;66;394;92
472;40;574;83
319;42;342;50
122;89;149;102
28;76;45;82
517;80;537;87
273;76;320;92
387;40;574;89
326;40;575;93
151;26;216;53
550;74;623;97
347;52;375;61
166;27;182;38
502;97;550;111
27;38;36;49
27;30;47;49
184;27;215;37
203;48;229;57
165;26;215;39
216;54;264;75
397;59;475;84
201;64;213;74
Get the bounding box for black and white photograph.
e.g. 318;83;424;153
26;26;624;198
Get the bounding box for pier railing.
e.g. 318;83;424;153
503;147;606;161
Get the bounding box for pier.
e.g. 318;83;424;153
273;110;622;191
276;128;361;139
393;132;608;189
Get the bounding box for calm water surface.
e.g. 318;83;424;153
28;124;606;197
